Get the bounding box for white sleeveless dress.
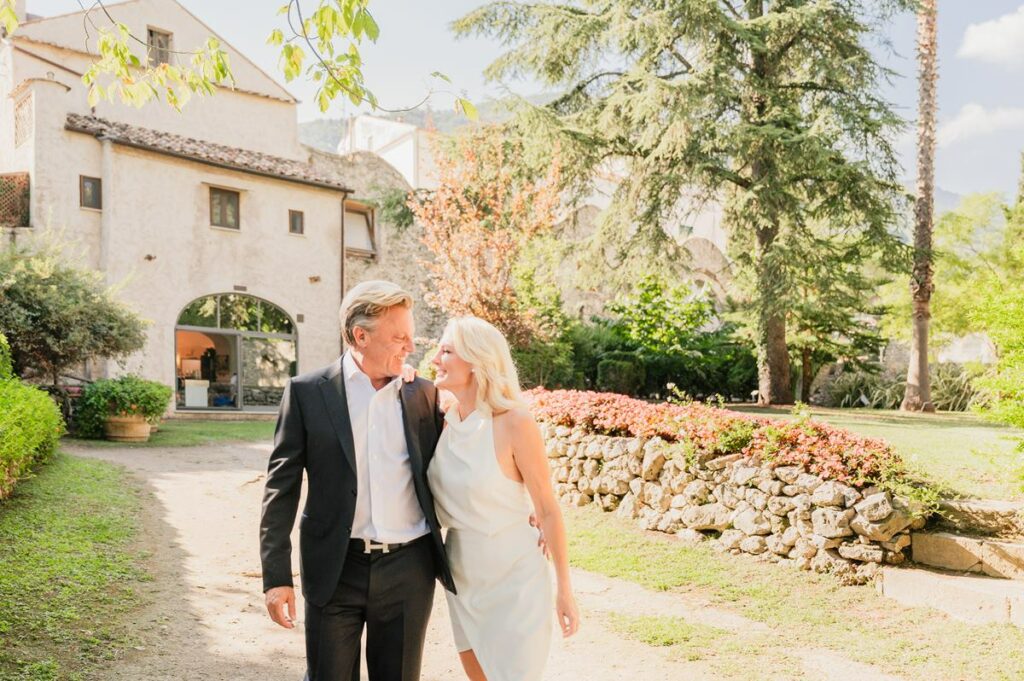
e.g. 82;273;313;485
426;408;554;681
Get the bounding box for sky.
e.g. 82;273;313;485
23;1;1024;199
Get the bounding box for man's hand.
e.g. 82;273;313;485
265;585;297;629
529;513;550;559
400;363;418;383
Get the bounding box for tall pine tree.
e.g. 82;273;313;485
456;0;911;404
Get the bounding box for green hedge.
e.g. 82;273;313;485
0;334;65;500
74;376;173;439
512;340;576;389
0;333;12;381
597;354;647;395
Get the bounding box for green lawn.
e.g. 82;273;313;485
729;405;1024;500
0;453;147;680
566;505;1024;680
65;418;275;449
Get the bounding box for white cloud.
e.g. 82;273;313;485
937;103;1024;147
958;5;1024;67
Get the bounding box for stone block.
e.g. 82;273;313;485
766;534;790;556
811;481;846;507
682;503;734;532
838;542;885;563
767;496;797;517
733;508;772;536
706;453;744;470
683;479;711;505
643;482;671;512
757;479;785;496
795;473;824;493
746;488;769;511
675;528;708;546
855;492;894;523
812;507;854;538
877;566;1024;627
732;465;760;486
641;445;665;480
912;532;1024;581
773;465;803;484
615;492;640;520
851;502;913;542
718;529;745;551
740;535;768;555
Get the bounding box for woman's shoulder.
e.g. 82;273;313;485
493;406;537;429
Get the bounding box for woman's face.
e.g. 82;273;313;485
431;333;474;392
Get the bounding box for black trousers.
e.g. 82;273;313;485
304;536;436;681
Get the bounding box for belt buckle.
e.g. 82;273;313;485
363;538;390;554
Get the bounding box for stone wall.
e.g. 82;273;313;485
542;424;926;583
309;148;447;360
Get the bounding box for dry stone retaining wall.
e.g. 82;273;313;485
542;423;926;583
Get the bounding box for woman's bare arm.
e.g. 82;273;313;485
509;408;580;637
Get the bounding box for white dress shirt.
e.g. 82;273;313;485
342;351;429;544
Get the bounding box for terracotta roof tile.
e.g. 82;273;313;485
65;114;351;192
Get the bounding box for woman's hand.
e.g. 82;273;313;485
556;589;580;638
529;513;550;559
400;363;418;383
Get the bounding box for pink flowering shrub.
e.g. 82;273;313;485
525;388;904;486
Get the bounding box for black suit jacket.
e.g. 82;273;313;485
259;358;455;608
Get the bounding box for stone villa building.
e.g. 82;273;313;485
0;0;436;413
0;0;735;415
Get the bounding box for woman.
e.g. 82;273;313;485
425;316;579;681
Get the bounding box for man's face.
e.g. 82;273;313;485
354;305;415;379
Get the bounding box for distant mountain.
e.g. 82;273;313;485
298;119;348;154
898;182;963;215
298;94;554;154
934;186;963;216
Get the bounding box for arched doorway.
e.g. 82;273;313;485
174;294;297;411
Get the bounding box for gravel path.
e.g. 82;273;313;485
68;440;903;681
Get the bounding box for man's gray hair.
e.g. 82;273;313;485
340;280;413;346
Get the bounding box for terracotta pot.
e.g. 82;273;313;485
104;414;151;443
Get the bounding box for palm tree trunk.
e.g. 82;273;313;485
902;0;937;413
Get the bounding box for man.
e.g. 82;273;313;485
259;280;454;681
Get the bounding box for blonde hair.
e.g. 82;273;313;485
340;280;413;346
444;316;525;414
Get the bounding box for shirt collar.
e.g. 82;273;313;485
343;351;402;393
342;350;362;381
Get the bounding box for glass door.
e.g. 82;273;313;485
175;329;240;409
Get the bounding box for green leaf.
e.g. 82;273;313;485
267;28;284;46
0;4;18;35
86;85;100;108
456;97;478;121
430;71;452;84
362;10;380;41
351;10;365;38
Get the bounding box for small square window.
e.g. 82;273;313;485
80;175;102;210
210;187;240;229
148;28;173;66
289;210;304;235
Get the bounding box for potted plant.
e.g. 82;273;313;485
76;376;172;442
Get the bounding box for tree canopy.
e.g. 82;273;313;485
0;242;146;385
456;0;913;404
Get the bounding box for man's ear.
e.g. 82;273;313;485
352;326;367;348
